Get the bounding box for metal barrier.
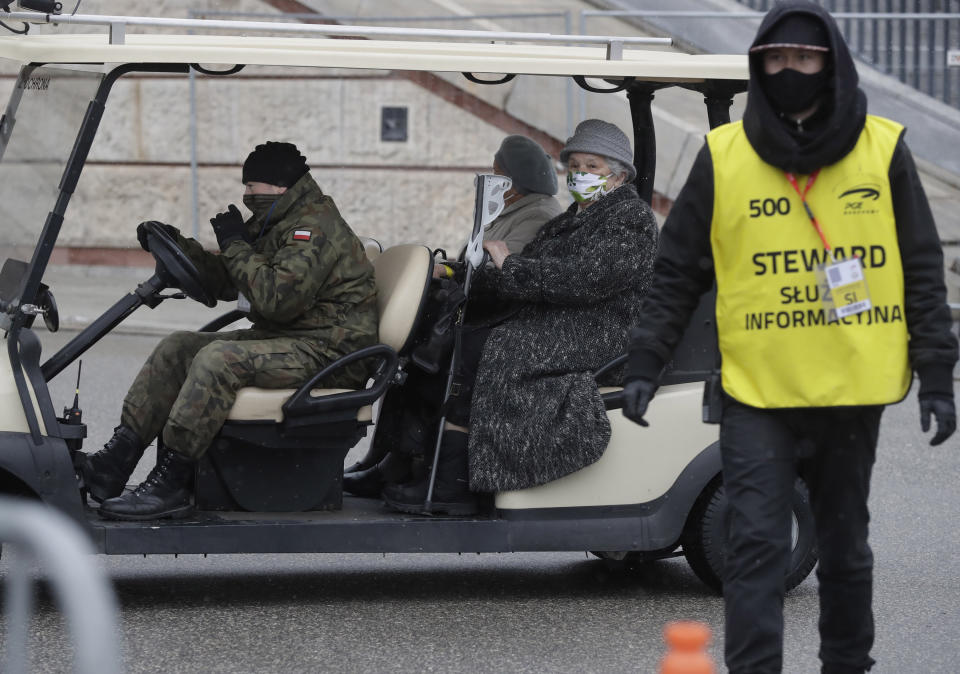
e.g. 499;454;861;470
0;496;122;674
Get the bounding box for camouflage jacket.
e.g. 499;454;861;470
174;173;378;364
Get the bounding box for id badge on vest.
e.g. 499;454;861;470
816;256;872;319
237;292;251;313
786;170;871;320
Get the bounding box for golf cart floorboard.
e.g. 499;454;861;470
86;496;664;555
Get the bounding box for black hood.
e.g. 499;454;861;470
742;1;866;173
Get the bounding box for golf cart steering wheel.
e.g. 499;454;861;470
142;221;216;307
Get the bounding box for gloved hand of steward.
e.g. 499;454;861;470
210;204;247;251
919;394;956;446
622;378;657;427
136;221;178;252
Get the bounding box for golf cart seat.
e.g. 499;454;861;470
195;243;433;512
496;294;721;513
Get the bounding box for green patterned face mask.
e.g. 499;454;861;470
567;171;613;203
243;193;279;216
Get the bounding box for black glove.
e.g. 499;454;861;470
920;394;956;446
136;221;178;252
209;204;247;251
622;378;657;427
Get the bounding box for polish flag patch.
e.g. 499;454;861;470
292;230;311;241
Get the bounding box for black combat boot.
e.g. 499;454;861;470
343;451;411;498
344;450;383;476
75;425;146;503
343;461;365;475
98;448;195;521
382;431;478;516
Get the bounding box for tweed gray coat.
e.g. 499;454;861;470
467;184;658;492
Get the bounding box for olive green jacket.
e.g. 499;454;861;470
174;173;378;370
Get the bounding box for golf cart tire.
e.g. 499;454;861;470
681;475;818;594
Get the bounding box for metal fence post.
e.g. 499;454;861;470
577;10;587;125
0;497;123;674
3;547;33;674
565;9;575;139
947;18;953;105
188;9;200;239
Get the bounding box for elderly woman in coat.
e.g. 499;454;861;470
384;119;659;515
344;134;562;498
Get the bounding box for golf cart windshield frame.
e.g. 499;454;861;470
1;62;188;442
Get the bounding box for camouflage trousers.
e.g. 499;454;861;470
120;329;343;459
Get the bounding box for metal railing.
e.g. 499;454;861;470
0;10;671;49
21;6;953;108
0;496;122;674
733;0;960;108
195;6;960;111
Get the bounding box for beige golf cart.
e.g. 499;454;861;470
0;6;815;592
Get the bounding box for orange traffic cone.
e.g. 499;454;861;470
660;620;715;674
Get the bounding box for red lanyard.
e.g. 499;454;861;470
785;169;831;253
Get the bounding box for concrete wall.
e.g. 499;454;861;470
56;69;527;254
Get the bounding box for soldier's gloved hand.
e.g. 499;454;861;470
622;378;657;427
920;394;956;446
136;221;178;252
210;205;246;251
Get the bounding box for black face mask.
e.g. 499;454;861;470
243;193;279;216
762;68;830;115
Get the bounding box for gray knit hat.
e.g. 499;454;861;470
494;135;558;196
559;119;636;181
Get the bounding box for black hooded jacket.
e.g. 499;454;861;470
744;2;865;173
628;0;957;399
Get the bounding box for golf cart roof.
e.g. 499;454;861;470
0;22;747;82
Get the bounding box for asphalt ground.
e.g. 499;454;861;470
0;326;957;673
5;0;960;667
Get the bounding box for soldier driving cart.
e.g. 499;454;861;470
76;141;378;521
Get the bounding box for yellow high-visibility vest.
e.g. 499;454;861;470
707;115;911;408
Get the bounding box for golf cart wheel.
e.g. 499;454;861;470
681;476;818;594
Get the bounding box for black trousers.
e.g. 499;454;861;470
720;397;883;674
444;324;492;427
371;324;492;463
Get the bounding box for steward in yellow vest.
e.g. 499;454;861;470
708;115;911;408
621;3;958;674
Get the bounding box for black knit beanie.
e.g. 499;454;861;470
242;141;309;188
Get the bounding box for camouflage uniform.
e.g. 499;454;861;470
120;173;378;459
